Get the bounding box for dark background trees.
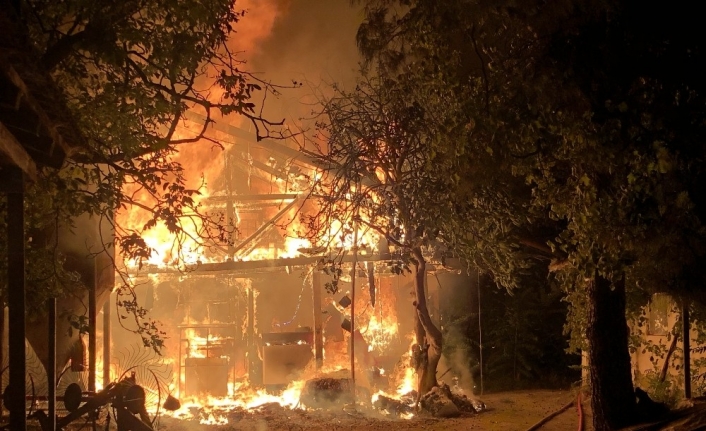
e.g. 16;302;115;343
338;1;706;429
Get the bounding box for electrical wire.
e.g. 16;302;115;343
273;267;313;328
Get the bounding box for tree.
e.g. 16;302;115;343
0;0;287;353
350;1;706;429
303;74;456;399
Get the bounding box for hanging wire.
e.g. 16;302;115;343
273;267;313;328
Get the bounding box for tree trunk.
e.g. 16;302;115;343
412;248;443;403
587;274;636;431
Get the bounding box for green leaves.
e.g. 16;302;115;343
351;0;706;364
0;0;287;353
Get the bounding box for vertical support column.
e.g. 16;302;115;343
683;302;691;399
247;286;255;381
88;264;96;394
102;298;111;388
47;298;56;431
312;271;323;369
477;270;484;396
0;302;4;416
350;225;358;396
7;168;26;431
178;327;183;397
225;153;236;258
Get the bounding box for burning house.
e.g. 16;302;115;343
103;115;434;423
0;102;477;426
1;1;476;423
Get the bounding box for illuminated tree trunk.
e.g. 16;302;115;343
412;247;443;401
587;274;636;431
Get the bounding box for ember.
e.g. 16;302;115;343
298;377;354;409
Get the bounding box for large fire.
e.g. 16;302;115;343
170;380;306;425
112;111;422;426
108;1;421;424
111;117;422;423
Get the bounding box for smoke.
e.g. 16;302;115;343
173;0;362;194
435;271;481;396
439;334;477;395
170;0;288;193
246;0;363;128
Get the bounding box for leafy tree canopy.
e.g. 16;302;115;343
1;0;287;351
333;0;706;428
353;0;706;320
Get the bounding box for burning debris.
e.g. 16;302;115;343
372;393;415;416
419;383;484;418
298;377;355;409
106;65;479;428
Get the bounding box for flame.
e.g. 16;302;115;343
396;366;417;396
105;0;419;423
167;380;306;425
184;328;228;359
362;315;399;352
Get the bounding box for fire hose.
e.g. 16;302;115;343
523;389;584;431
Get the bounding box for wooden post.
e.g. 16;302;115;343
683;302;691;399
47;298;56;431
225;153;235;258
477;270;484;395
103;298;111;388
312;271;323;369
350;224;358;397
88;268;96;394
7;167;26;430
247;286;255;381
0;301;4;417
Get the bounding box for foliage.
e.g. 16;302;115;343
352;0;706;334
305;74;458;255
482;275;577;389
350;0;706;428
691;357;706;397
638;371;682;408
1;0;286;352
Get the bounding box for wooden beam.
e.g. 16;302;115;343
102;299;111;388
141;252;392;275
247;286;256;383
203;194;297;203
228;151;290;181
184;111;322;168
312;271;323;369
231;196;302;258
0;300;4;415
184;111;383;188
684;303;691;399
88;265;96;394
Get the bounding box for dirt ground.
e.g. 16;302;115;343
157;389;591;431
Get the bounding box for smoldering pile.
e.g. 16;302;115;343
419;383;485;417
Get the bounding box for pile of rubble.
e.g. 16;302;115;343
299;377;486;419
419;383;485;418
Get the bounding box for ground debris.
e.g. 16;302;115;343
372;394;415;416
420;383;482;417
420;385;460;417
299;377;355;409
